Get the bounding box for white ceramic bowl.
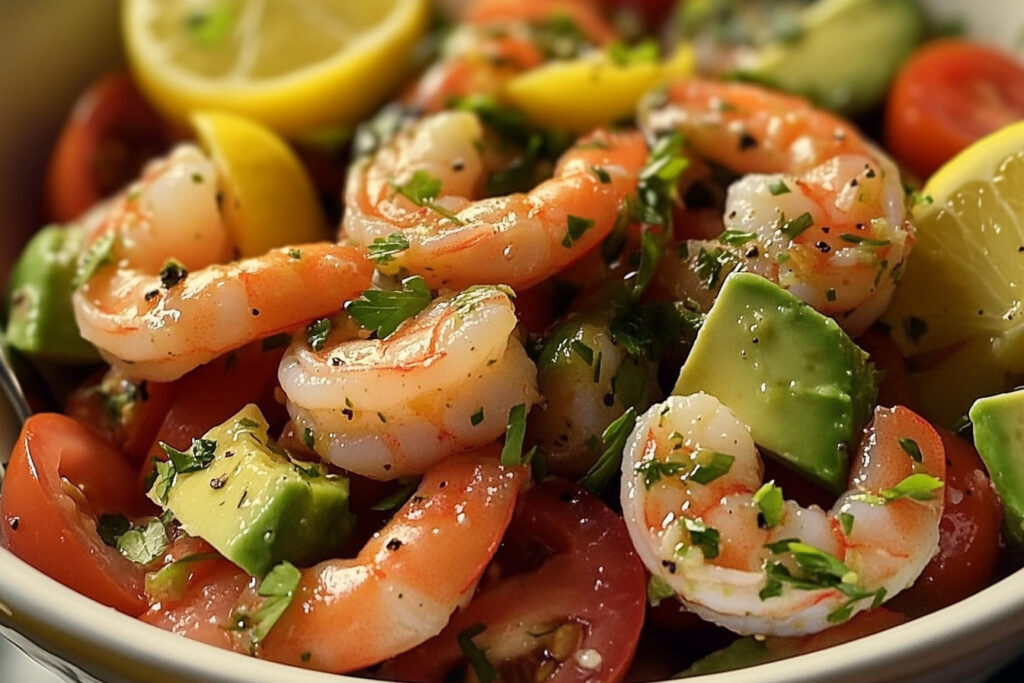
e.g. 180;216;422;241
3;1;1024;681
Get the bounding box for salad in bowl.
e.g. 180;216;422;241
2;0;1024;681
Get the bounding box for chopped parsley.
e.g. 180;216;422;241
287;248;302;260
718;230;757;246
903;315;928;344
346;276;432;339
73;231;115;288
392;170;464;224
470;407;485;426
839;511;855;536
689;451;735;485
768;179;791;196
184;2;234;47
457;624;497;683
305;318;332;352
779;212;814;240
591;165;612;183
695;246;737;289
579;407;637;494
570;339;594;365
97;513;131;548
682;517;720;559
367;232;410;264
500;403;529;466
159;438;218;473
630;228;662;298
261;333;291;351
250;561;302;646
753;481;784;528
301;427;315;450
840;234;891;247
635;459;687;489
116;518;169;565
898;437;923;462
562;215;595;248
634;132;689;227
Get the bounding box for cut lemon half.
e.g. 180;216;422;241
881;120;1024;425
191;110;328;257
502;45;695;134
124;0;429;137
883;120;1024;371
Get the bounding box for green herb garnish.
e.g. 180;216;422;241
392;170;464;224
346;276;432;339
367;232;410;264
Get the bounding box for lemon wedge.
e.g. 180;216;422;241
123;0;429;137
881;120;1024;424
191;110;328;257
502;45;695;133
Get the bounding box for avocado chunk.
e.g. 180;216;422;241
673;273;876;493
678;0;924;115
969;390;1024;549
5;224;99;363
679;637;794;677
149;404;354;576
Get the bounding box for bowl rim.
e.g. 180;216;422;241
2;540;1024;682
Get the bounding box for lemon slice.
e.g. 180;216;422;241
191;110;328;257
502;45;695;133
881;121;1024;425
124;0;429;137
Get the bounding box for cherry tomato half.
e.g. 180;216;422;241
885;40;1024;180
45;71;171;222
891;429;1003;616
383;478;647;683
1;414;150;615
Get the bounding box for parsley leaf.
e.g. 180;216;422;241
367;232;410;264
371;476;420;512
501;403;529;466
635;459;687;489
840;234;891;247
779;212;814;240
607;39;659;66
116;518;168;565
97;513;131;547
718;230;757;246
579;407;637;494
73;231;115;288
346;276;432;339
630;228;663;298
392;170;464;224
159;438;218;473
251;561;302;645
881;473;943;501
305;318;332;352
752;480;784;528
689;451;735;485
562;215;595;248
470;407;485;426
839;511;855;536
682;517;719;559
457;624;497;683
768;179;791;196
159;260;188;289
898;437;923;462
634;132;689;227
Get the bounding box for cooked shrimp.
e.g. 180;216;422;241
620;393;945;636
343;111;647;291
279;285;539;480
407;0;614;113
641;81;913;335
72;144;373;382
237;446;524;672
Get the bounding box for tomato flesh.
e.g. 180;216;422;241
383;478;647;683
1;413;150;615
885;40;1024;179
891;429;1003;616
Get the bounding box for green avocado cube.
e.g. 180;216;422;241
674;273;876;493
970;390;1024;549
5;224;99;363
149;404;353;576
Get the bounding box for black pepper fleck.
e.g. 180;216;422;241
387;538;403;551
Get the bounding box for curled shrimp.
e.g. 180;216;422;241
621;393;945;636
72;144;373;382
279;285;539;480
343;110;647;291
407;0;615;112
238;446;524;672
641;81;913;335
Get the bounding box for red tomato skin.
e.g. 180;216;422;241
140;537;253;652
1;414;149;615
885;40;1024;179
45;71;171;223
890;429;1003;616
383;478;647;683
